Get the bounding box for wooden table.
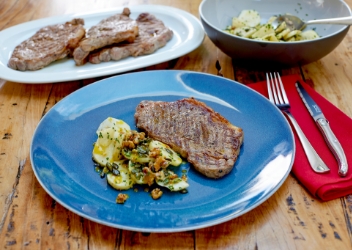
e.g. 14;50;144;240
1;0;352;249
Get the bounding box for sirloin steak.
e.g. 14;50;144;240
135;98;244;179
73;7;138;65
89;12;173;64
8;19;85;71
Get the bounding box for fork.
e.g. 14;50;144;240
266;72;330;173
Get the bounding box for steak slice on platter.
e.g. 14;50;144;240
8;19;85;71
88;12;173;64
73;7;138;65
134;98;244;179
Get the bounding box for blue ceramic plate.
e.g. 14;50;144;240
30;70;295;232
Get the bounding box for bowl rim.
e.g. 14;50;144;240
199;0;352;44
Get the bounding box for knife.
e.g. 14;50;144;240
296;81;348;177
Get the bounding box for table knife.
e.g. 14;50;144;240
296;81;348;177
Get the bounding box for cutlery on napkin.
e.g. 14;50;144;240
296;81;348;177
248;75;352;201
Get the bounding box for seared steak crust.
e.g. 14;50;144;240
89;12;173;64
8;19;85;71
135;98;244;178
73;7;138;65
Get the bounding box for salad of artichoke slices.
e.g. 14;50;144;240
92;117;189;202
225;10;319;42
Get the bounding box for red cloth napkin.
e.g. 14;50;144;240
248;75;352;201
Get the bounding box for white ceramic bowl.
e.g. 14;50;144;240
199;0;352;66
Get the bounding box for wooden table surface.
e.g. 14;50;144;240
1;0;352;249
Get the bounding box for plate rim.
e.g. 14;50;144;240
0;5;205;84
30;70;295;232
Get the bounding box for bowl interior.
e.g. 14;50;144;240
200;0;352;39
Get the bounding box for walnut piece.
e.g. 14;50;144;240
151;188;163;200
116;193;129;204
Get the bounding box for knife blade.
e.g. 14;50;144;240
296;81;348;177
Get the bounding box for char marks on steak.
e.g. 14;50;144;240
135;98;244;179
73;7;138;65
8;19;85;71
89;12;173;64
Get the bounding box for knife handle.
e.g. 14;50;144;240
316;118;348;177
284;111;330;173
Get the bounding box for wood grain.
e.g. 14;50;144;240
1;0;352;249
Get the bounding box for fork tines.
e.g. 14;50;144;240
266;72;289;106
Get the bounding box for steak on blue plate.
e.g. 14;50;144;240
134;97;244;179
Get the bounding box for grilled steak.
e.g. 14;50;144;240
134;98;244;179
8;19;85;71
73;7;138;65
89;12;173;64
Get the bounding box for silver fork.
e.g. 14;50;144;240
266;72;330;173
